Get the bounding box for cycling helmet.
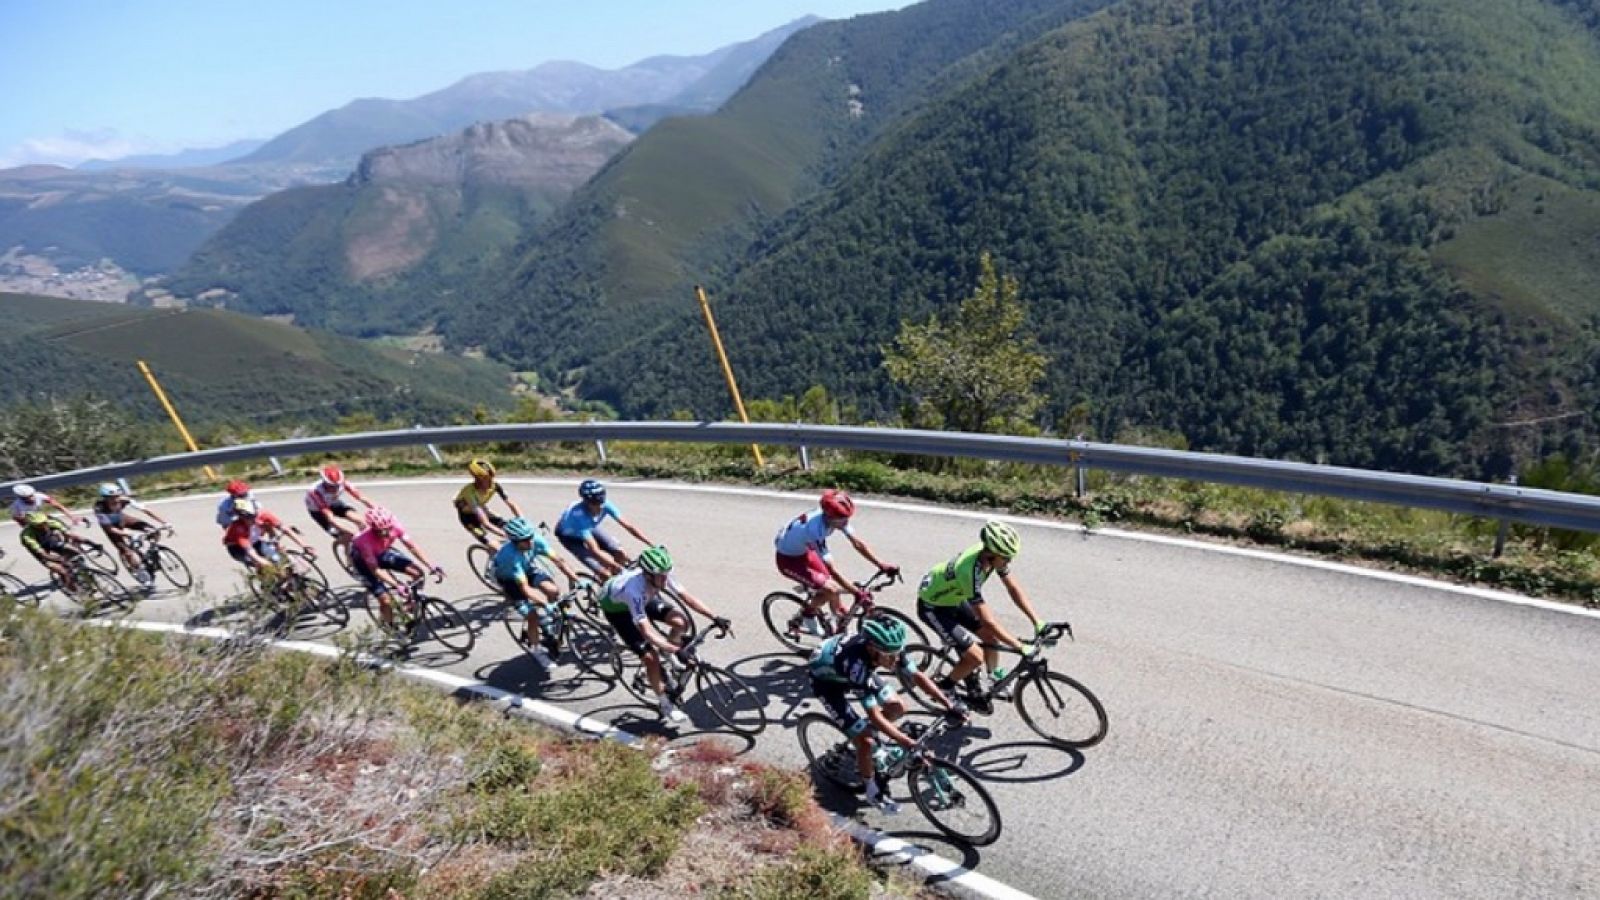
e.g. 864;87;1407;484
820;489;855;519
365;507;397;531
638;544;673;574
578;479;606;501
467;458;496;479
980;520;1021;559
504;517;537;541
99;483;123;498
23;511;49;526
862;615;909;653
226;480;250;497
233;498;259;517
320;465;344;486
13;485;36;499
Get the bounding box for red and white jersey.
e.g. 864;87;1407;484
222;510;285;548
304;480;350;513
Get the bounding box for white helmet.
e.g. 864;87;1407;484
13;485;36;499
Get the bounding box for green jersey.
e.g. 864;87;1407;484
917;544;1009;607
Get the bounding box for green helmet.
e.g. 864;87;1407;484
861;615;908;653
980;520;1021;559
638;544;673;574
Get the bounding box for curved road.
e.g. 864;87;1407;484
4;478;1598;899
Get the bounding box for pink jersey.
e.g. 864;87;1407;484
351;524;407;568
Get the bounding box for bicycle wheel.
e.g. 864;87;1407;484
467;544;496;591
0;571;35;606
761;590;824;654
332;541;357;577
1015;670;1108;748
80;542;118;576
564;611;622;680
301;585;350;632
652;586;698;643
76;569;130;612
153;546;193;590
908;757;1003;846
419;596;476;653
693;664;768;735
796;713;863;790
852;606;931;649
566;576;601;618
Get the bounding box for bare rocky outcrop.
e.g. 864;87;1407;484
352;114;633;190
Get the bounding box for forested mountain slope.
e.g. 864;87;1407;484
573;0;1600;476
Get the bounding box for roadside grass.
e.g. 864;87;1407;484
0;604;924;900
121;439;1600;608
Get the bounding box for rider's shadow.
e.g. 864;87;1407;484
474;653;618;704
726;652;816;726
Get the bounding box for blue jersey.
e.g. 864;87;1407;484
492;534;554;583
555;499;620;539
774;509;854;560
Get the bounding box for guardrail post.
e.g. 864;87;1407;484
413;424;444;465
1493;475;1516;558
268;456;284;476
1072;435;1087;498
596;440;608;464
798;420;812;471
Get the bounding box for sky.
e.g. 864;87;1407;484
0;0;912;168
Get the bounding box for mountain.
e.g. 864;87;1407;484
158;115;633;335
76;140;268;171
0;292;513;425
234;17;819;170
565;0;1600;476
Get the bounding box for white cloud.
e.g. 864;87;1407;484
1;128;169;168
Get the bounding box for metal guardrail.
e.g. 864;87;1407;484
5;421;1600;532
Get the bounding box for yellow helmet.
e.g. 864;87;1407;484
467;458;496;479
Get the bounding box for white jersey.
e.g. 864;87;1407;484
9;493;50;522
304;481;350;513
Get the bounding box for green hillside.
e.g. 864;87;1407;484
0;293;514;425
566;0;1600;477
455;0;1118;366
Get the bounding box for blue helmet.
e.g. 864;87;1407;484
504;517;537;541
579;479;606;501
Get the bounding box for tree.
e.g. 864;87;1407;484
883;253;1047;433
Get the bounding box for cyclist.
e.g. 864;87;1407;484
808;616;966;814
494;516;581;668
304;465;372;552
596;545;729;722
454;458;522;546
223;498;314;571
94;483;171;586
774;489;898;638
554;479;653;577
9;484;85;527
350;506;444;632
18;511;95;591
916;520;1046;714
216;480;254;528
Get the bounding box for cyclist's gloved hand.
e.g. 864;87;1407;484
303;548;317;559
712;616;732;633
673;646;695;665
853;587;872;604
944;700;970;724
430;565;446;583
880;565;901;579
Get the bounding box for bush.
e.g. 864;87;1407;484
727;847;876;900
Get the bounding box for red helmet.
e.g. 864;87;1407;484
226;480;250;497
820;489;855;519
365;507;397;531
320;465;344;486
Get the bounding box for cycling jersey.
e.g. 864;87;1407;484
554;499;620;539
598;568;681;620
774;509;854;561
222;511;286;549
20;519;69;555
351;524;407;570
809;634;916;708
453;481;507;513
304;481;351;513
918;544;1008;608
94;497;149;528
215;493;253;528
492;534;555;583
9;493;50;522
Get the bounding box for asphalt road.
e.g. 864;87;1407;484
5;477;1598;899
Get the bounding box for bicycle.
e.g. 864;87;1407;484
466;540;499;591
66;519;118;576
901;621;1108;748
48;541;130;613
501;576;616;678
363;572;475;653
245;549;348;636
0;547;33;606
797;710;1001;846
615;619;767;735
121;525;193;590
761;568;927;655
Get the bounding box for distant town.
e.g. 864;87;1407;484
0;248;143;304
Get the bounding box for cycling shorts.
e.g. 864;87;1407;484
308;503;357;536
457;509;506;541
227;541;282;568
917;598;984;654
812;678;872;738
497;571;554;604
602;596;676;655
558;529;622;575
352;549;415;595
776;549;830;590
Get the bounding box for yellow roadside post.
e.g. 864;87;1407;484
136;360;217;481
694;285;765;468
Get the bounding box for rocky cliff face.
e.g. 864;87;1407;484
352;114;632;190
